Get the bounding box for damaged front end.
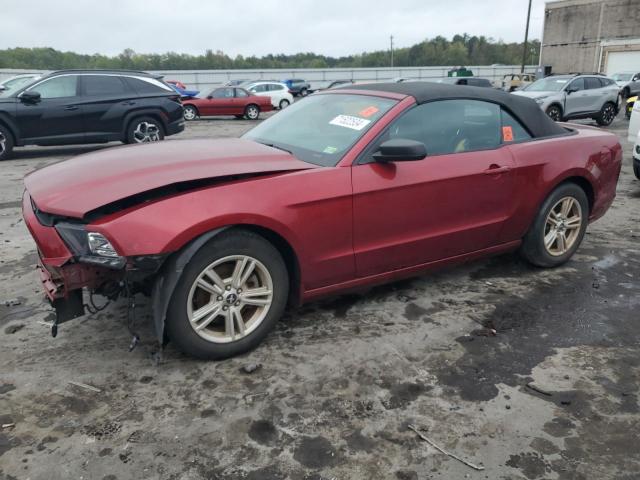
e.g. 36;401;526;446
23;191;167;340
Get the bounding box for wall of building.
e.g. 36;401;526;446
540;0;640;73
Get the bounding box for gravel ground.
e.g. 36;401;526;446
0;111;638;480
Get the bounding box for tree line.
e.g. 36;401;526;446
0;35;540;70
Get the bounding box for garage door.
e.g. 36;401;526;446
606;50;640;76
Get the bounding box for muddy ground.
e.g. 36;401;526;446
1;111;638;480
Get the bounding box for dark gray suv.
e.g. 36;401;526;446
0;69;185;160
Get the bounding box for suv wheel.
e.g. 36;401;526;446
0;124;14;161
546;105;562;122
126;116;165;144
596;102;616;127
165;229;289;360
300;88;309;97
245;104;260;120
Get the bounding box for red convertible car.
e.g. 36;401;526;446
23;83;621;359
182;86;273;121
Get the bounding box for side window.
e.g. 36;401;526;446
567;78;585;91
30;76;77;99
83;75;128;96
269;84;283;91
124;77;172;95
212;88;234;98
378;99;501;157
252;84;267;93
457;78;468;85
235;88;249;98
501;109;532;143
584;77;602;89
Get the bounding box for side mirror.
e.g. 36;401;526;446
373;139;427;163
20;91;41;103
207;95;213;99
565;87;577;95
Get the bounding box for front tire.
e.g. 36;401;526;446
126;116;165;144
245;104;260;120
183;105;198;121
520;183;589;268
0;124;14;161
165;230;289;360
546;105;562;122
596;102;616;126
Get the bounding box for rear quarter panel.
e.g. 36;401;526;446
501;126;621;241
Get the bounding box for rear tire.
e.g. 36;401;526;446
165;230;289;360
596;102;616;127
520;183;589;268
126;116;165;144
279;99;290;109
245;104;260;120
546;105;562;122
300;88;308;97
183;105;198;121
0;124;14;161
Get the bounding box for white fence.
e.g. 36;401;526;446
0;65;537;91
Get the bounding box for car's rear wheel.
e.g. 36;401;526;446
0;124;14;161
279;99;290;109
596;102;616;126
245;104;260;120
546;105;562;122
183;105;198;121
165;230;289;360
126;116;165;144
520;183;589;268
300;88;308;97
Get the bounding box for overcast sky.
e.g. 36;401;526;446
0;0;547;58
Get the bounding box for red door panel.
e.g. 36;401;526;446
352;148;516;277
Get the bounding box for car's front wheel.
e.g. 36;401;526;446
245;104;260;120
183;105;198;121
546;105;562;122
0;124;14;161
165;230;289;360
279;99;290;109
596;102;617;126
520;183;589;268
126;116;165;144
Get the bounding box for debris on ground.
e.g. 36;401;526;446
2;423;15;430
68;381;102;393
526;383;553;397
471;328;497;337
408;424;485;471
3;298;21;307
241;363;262;374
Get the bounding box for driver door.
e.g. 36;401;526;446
564;78;590;116
202;87;235;115
352;99;516;277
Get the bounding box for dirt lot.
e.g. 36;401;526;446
1;112;639;480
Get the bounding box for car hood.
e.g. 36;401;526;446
25;138;318;218
511;90;555;100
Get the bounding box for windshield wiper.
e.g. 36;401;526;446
257;141;293;155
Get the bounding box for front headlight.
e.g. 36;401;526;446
534;96;548;104
55;223;125;269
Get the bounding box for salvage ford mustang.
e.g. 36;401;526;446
22;82;622;359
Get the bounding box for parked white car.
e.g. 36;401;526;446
245;82;294;110
0;74;41;93
629;99;640;179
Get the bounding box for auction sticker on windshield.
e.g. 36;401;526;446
329;115;371;131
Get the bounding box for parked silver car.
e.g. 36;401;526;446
513;74;620;126
611;71;640;98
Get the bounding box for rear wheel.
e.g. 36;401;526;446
546;105;562;122
165;230;289;360
596;102;616;126
300;88;308;97
520;183;589;268
279;99;290;109
183;105;198;121
245;104;260;120
0;124;14;161
126;116;165;144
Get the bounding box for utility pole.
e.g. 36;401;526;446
390;35;394;68
521;0;532;73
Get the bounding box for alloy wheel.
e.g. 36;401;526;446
0;131;6;156
543;196;582;256
547;106;561;122
133;122;161;143
246;106;259;119
601;104;616;125
184;107;197;121
186;255;274;343
279;99;290;109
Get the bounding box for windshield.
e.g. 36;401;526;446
524;77;571;92
0;76;38;98
243;93;397;166
611;73;632;82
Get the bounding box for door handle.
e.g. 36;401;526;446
483;165;511;175
64;105;79;111
122;101;136;106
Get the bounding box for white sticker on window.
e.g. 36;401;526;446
329;114;371;131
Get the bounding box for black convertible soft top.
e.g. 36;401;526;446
344;82;567;138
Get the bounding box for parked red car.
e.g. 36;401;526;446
182;86;273;121
23;83;621;359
